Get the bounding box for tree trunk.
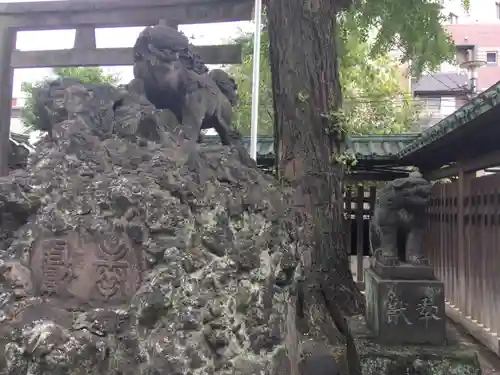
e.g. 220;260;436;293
267;0;364;318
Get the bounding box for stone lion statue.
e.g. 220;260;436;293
132;24;244;149
370;171;433;266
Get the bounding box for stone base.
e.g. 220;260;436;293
365;267;446;345
371;258;435;280
333;316;480;375
300;316;481;375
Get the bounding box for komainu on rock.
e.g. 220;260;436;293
132;24;245;150
370;171;433;266
0;23;308;375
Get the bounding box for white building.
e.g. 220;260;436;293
410;1;500;131
442;0;500;24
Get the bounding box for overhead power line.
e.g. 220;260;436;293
394;44;469;93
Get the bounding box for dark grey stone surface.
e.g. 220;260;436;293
365;267;446;345
0;70;298;373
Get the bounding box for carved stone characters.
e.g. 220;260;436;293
29;233;142;306
370;171;433;266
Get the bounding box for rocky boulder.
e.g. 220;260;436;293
8;139;30;171
0;77;300;374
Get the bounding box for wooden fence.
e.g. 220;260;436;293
426;174;500;355
344;185;377;284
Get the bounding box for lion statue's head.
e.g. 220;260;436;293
377;171;433;212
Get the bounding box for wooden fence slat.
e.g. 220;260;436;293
464;179;472;317
426;173;500;355
457;168;465;312
451;184;458;307
494;189;500;334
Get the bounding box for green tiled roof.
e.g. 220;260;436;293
347;134;418;160
201;134;419;161
399;80;500;158
202;80;500;164
202;135;275;158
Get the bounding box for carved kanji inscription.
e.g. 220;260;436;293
95;239;130;301
30;233;141;306
40;238;68;295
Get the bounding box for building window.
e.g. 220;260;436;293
496;2;500;19
486;52;497;65
448;12;458;24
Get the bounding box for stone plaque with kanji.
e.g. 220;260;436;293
30;233;142;306
365;267;446;345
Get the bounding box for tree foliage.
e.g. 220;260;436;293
229;31;275;136
229;0;471;137
21;67;119;131
338;19;420;135
351;0;456;76
228;23;419;137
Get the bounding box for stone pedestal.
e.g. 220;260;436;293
365;266;446;345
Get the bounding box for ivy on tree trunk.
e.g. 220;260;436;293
267;0;364;318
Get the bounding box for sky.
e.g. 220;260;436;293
6;0;255;133
13;23;254;97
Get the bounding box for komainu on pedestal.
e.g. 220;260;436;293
365;171;446;345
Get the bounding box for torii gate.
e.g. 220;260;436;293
0;0;254;175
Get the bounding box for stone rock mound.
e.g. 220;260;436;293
0;76;299;374
8;138;30;171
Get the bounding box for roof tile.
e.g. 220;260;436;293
201;134;419;161
413;72;469;93
398;80;500;158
